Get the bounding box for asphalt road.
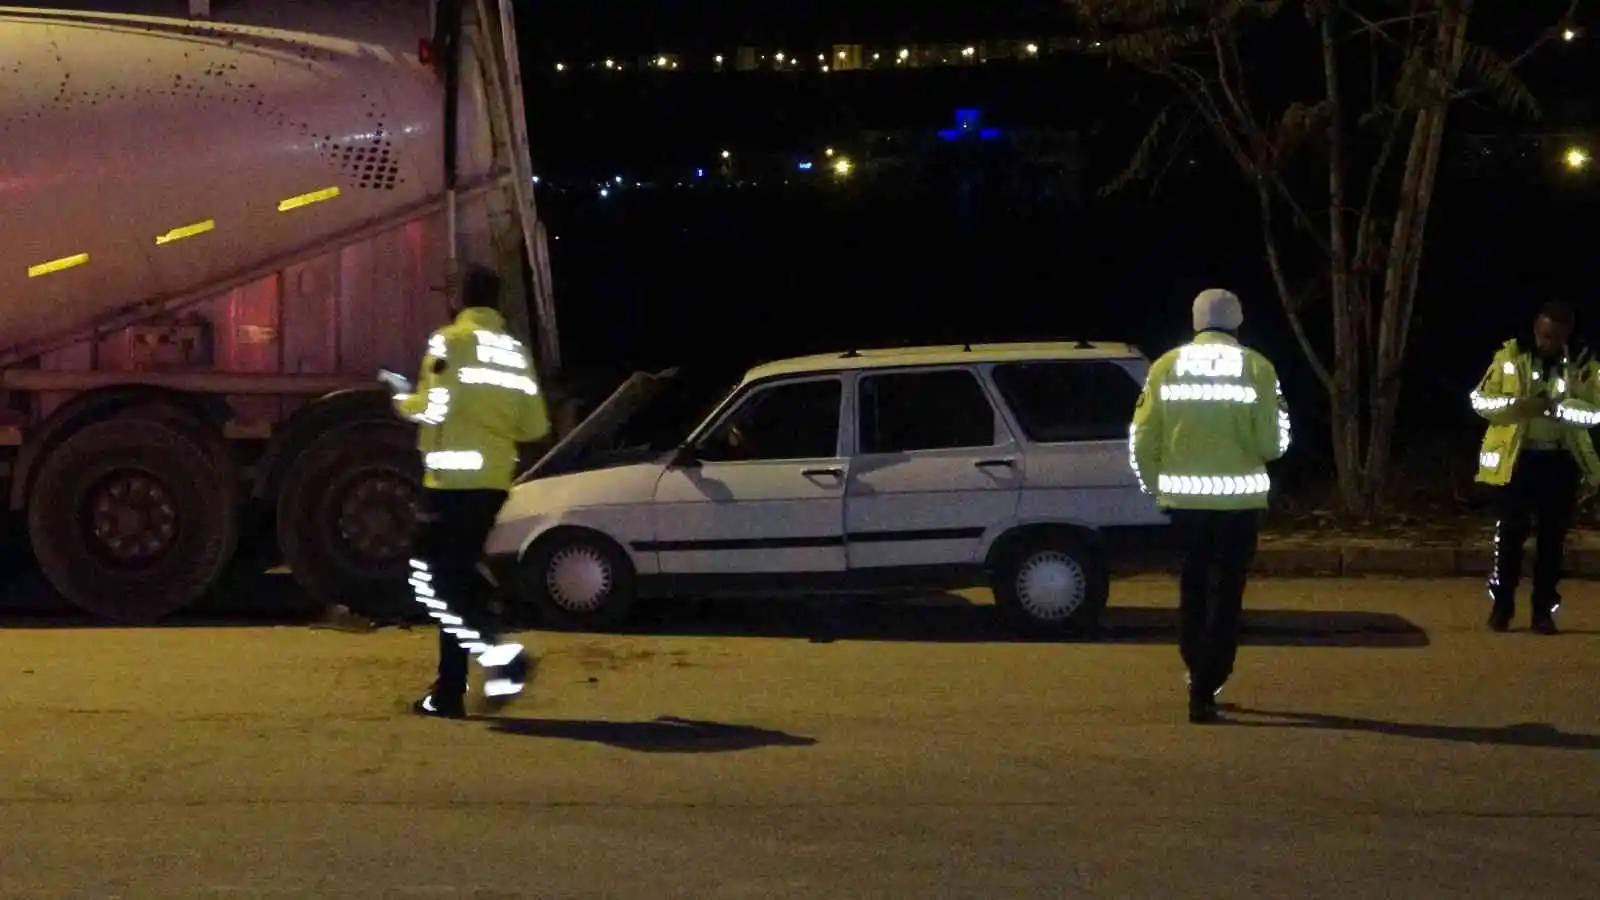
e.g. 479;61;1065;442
2;578;1597;898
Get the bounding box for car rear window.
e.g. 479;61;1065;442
990;360;1141;442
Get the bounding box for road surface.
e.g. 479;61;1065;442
2;577;1597;898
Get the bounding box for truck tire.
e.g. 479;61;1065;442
276;422;424;623
28;417;238;622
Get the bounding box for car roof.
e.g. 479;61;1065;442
742;341;1145;383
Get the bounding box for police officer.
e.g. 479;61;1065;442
387;264;552;718
1470;301;1600;635
1130;289;1291;724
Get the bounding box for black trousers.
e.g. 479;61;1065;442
1490;449;1578;620
1170;509;1261;699
409;488;510;698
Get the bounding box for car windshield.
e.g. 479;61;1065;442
593;368;741;457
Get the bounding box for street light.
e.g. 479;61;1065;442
1565;146;1590;170
1563;28;1578;41
832;157;853;176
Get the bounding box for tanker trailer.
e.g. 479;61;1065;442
0;0;559;621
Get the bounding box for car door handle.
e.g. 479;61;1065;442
802;466;844;478
974;458;1016;469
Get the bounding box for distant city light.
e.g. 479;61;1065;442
832;157;853;176
825;147;835;157
695;168;705;177
554;62;565;72
657;56;668;67
898;48;910;59
1565;146;1590;170
818;53;825;61
604;58;614;69
775;52;785;62
720;150;731;160
1563;28;1578;41
798;161;813;170
531;175;540;184
614;175;623;184
714;55;724;64
838;50;847;59
1025;43;1039;55
961;46;976;57
599;187;609;198
822;65;830;72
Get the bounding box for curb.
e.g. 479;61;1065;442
1119;543;1600;578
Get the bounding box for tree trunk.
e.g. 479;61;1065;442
1320;8;1369;516
1362;2;1475;509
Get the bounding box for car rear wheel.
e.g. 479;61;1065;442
992;531;1108;636
522;531;637;631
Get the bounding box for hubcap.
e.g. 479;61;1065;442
85;472;178;567
1014;550;1087;621
545;545;613;613
334;473;422;566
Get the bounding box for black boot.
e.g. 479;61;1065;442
412;686;466;719
1487;601;1513;632
1531;615;1559;636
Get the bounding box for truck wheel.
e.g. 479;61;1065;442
28;417;238;622
991;531;1109;637
277;423;424;623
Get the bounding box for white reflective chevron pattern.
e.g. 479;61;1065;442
1470;391;1512;413
1174;343;1244;379
1556;378;1568;393
1275;380;1291;455
1502;361;1516;375
476;343;527;368
425;449;485;471
1159;382;1259;403
458;366;539;395
1480;450;1501;469
1557;404;1600;426
1127;423;1150;494
429;333;448;359
1157;473;1270;496
474;330;519;350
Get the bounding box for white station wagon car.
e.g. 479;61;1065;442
483;342;1170;634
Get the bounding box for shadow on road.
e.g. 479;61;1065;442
1224;707;1600;749
483;715;817;753
615;595;1430;648
1;572;1426;650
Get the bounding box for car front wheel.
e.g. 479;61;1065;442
992;532;1108;637
523;531;638;631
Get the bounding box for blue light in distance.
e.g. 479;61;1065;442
798;161;814;170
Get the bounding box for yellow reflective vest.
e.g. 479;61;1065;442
393;307;552;491
1470;339;1600;487
1130;331;1291;511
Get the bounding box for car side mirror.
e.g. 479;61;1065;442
671;445;702;468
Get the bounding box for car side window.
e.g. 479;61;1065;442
858;369;998;454
696;378;843;462
990;360;1141;442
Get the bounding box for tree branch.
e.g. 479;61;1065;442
1503;0;1582;70
1258;183;1334;393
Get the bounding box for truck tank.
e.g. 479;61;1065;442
0;1;556;623
0;2;494;355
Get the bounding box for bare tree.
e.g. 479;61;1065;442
1072;0;1579;514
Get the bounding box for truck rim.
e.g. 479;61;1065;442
83;470;179;568
333;471;421;566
